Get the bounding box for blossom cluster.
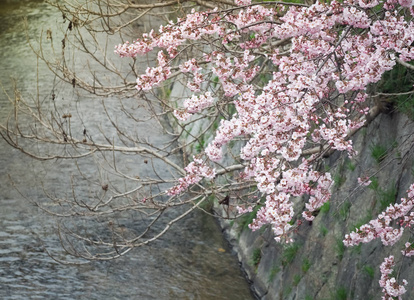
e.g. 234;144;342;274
116;0;414;297
344;184;414;247
116;0;414;235
379;256;408;299
167;157;215;196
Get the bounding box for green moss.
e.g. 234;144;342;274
195;134;206;153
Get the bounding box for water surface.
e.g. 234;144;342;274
0;1;255;299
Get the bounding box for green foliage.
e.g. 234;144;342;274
320;201;330;213
379;183;397;211
320;224;328;237
165;87;172;99
333;287;348;300
212;75;219;88
302;258;311;273
345;160;356;171
283;285;292;298
379;63;414;119
338;201;352;220
370;143;388;164
195;134;206;153
212;118;220;131
293;274;301;286
368;177;379;191
335;238;346;261
334;173;346;189
259;72;272;85
305;295;314;300
396;94;414;119
282;243;300;266
227;103;237;117
268;265;280;282
160;79;172;99
333;161;346;188
252;248;262;266
363;265;375;279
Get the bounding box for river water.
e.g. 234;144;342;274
0;0;254;299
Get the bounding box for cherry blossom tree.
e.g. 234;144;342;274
113;0;414;297
3;0;414;298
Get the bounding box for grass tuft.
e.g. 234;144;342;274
320;201;330;213
338;201;352;220
252;248;262;266
379;183;397;211
302;258;311;273
334;287;347;300
368;177;379;191
370;143;388;164
282;243;300;266
320;224;329;237
293;274;301;286
363;265;375;279
335;238;346;261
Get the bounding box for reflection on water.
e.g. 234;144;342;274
0;1;254;299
